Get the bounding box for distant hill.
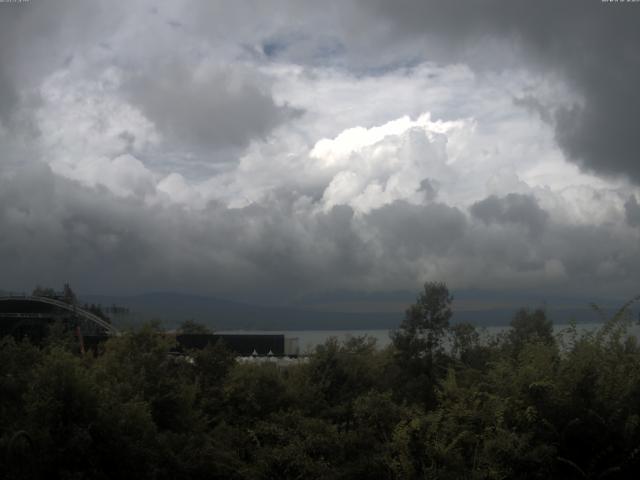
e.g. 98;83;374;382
78;292;400;330
77;291;615;331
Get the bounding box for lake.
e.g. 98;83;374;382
219;322;640;354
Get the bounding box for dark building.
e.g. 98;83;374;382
1;295;299;357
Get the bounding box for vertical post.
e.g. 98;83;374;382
75;325;85;356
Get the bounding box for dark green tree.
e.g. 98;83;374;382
391;281;453;407
508;308;554;353
450;321;493;372
178;319;213;335
31;285;57;298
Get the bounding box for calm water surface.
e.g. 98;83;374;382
220;322;640;354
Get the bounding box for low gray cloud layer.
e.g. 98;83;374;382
1;161;638;301
470;194;548;236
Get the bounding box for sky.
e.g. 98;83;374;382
1;0;639;310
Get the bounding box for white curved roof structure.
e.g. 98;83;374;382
0;295;120;336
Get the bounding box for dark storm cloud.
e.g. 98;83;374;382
0;4;35;122
470;193;548;236
2;0;640;304
0;70;18;125
624;195;640;228
367;201;468;258
359;0;640;183
2;160;640;301
0;0;119;119
124;62;301;154
0;0;297;156
0;163;374;298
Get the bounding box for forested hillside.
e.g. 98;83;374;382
2;283;640;479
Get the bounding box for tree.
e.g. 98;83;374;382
191;340;236;420
62;283;77;305
391;281;453;406
508;308;553;353
304;336;383;424
223;364;291;422
178;319;213;335
95;323;200;433
31;285;57;298
450;321;491;370
393;281;453;359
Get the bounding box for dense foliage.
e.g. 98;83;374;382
2;283;640;479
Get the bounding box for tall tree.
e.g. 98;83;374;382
508;308;553;353
391;281;453;407
178;319;212;335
